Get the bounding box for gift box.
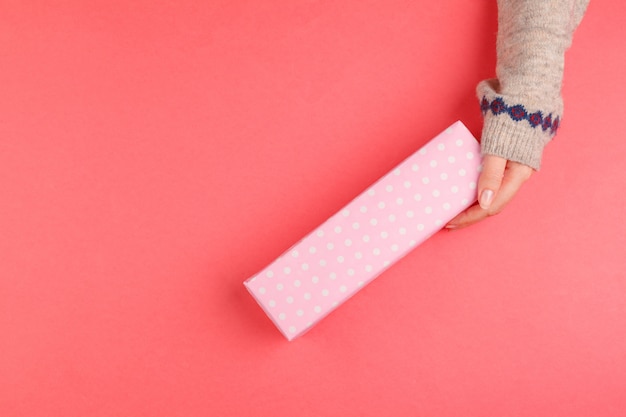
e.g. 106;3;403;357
244;121;482;340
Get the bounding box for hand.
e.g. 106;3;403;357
445;155;534;229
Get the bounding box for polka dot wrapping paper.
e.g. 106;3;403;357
244;121;482;340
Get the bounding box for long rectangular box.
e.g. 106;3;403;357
244;121;481;340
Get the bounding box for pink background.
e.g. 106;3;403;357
1;1;625;416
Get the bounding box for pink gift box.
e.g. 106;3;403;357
244;121;482;340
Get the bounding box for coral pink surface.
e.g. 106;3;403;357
1;1;625;416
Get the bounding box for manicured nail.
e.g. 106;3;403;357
479;189;494;210
445;224;458;230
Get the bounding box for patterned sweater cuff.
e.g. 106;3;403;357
478;87;561;170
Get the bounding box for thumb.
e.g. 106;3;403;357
477;155;507;210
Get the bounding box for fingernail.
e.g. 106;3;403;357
479;189;494;210
445;224;458;230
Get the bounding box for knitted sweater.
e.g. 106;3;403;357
478;0;590;170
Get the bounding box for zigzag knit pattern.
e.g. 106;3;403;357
480;96;560;135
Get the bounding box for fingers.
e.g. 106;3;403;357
446;159;533;229
446;155;507;228
477;155;507;211
488;161;532;215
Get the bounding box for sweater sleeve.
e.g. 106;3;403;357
477;0;589;170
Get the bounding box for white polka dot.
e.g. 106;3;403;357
437;143;446;151
391;244;399;252
440;173;448;181
355;251;363;259
461;198;469;205
352;222;360;230
443;203;451;210
448;156;456;163
296;309;304;316
435;220;443;226
459;169;467;177
380;231;389;239
357;281;365;287
378;201;386;209
411;163;419;171
334;226;342;233
466;152;474;159
291;250;299;258
266;271;274;278
283;267;291;275
451;185;459;193
432;189;441;197
399;227;407;235
383;261;391;267
386;185;394;192
456;139;463;146
417;224;425;231
269;299;276;308
406;210;415;218
430;160;438;168
341;209;350;217
419;148;427;155
365;265;373;272
329;272;337;280
367;189;376;196
409;240;417;246
294;280;301;287
347;269;355;276
393;168;401;176
425;206;433;214
286;296;294;304
326;242;334;250
259;287;266;295
339;285;347;293
314;306;322;313
363;235;371;242
337;255;345;263
388;214;396;222
344;239;352;247
396;197;404;205
414;193;422;201
312;276;319;284
316;230;324;237
360;206;368;213
469;182;476;189
276;283;284;291
288;326;296;333
322;289;329;296
301;263;309;271
422;177;430;185
403;181;412;189
370;218;378;226
373;248;381;256
304;292;312;300
309;246;317;254
278;312;286;320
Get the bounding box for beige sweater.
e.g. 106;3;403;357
478;0;590;170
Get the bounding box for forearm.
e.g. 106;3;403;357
478;0;590;170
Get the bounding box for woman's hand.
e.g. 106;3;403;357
445;155;534;229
